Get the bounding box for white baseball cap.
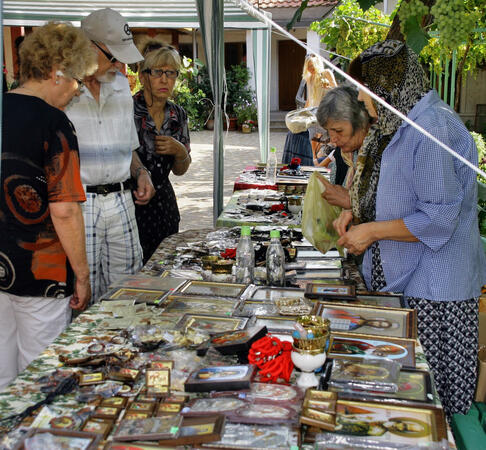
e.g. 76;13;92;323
81;8;143;64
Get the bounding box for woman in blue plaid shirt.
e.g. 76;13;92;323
334;40;486;423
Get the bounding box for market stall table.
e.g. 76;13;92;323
0;227;455;449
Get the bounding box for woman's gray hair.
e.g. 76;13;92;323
316;85;371;133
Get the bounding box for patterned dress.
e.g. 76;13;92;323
133;92;190;263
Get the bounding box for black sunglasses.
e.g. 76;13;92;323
92;41;118;64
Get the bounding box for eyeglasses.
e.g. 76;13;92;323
142;68;179;79
92;41;118;64
56;70;84;90
73;77;84;89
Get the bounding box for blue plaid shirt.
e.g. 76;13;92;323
362;90;486;301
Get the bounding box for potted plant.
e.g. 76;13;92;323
234;96;258;132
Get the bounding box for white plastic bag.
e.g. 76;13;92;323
285;106;317;134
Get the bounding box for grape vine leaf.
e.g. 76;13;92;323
357;0;381;12
402;16;429;55
286;0;309;30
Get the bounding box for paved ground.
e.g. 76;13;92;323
170;130;288;231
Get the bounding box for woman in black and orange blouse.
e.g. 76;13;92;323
133;41;191;263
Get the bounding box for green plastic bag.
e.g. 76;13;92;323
301;172;343;255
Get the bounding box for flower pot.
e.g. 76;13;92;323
242;123;251;133
206;118;214;130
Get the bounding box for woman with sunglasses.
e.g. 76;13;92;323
133;40;192;263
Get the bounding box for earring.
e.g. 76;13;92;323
55;80;60;85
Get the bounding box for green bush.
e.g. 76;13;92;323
173;57;208;131
472;131;486;183
234;96;258;126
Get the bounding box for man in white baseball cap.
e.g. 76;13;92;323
65;8;155;303
81;7;143;64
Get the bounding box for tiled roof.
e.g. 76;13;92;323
249;0;337;8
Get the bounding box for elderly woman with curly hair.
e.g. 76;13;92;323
334;40;486;422
0;22;97;389
132;40;191;263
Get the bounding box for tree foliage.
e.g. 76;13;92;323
310;0;391;62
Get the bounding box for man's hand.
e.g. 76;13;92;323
337;222;376;255
69;277;91;311
133;171;155;205
333;209;354;237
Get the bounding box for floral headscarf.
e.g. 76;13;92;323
349;40;430;223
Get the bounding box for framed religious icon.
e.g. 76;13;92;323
93;406;121;420
145;368;170;397
128;401;155;415
248;286;305;301
18;428;101;450
113;416;182;442
356;292;405;309
103;287;167;305
253;316;297;333
108;273;186;292
183;397;247;415
177;314;248;334
332;400;447;444
199;422;297;449
295;269;343;279
248;382;302;403
81;418;114;440
312;302;417;339
122;411;150;421
227;403;294;424
185;364;256;392
163;295;237;316
237;300;278;317
156;402;183;416
328;332;417;368
305;282;356;300
176;280;247;298
158;415;225;446
327;367;434;404
150;360;174;370
101;397;127;408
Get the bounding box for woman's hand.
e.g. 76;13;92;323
337;222;376;255
154;135;186;158
318;176;351;209
333;209;353;236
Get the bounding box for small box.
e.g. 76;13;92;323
81;418;114;440
127;401;155;415
300;407;336;431
107;368;140;383
79;372;105;386
101;397;127;408
92;406;121;420
210;326;267;356
185;365;255;393
145;368;171;397
156;402;183;416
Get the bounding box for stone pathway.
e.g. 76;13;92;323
170;129;288;231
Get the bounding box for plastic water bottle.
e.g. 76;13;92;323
235;226;255;284
266;146;278;185
266;229;285;286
